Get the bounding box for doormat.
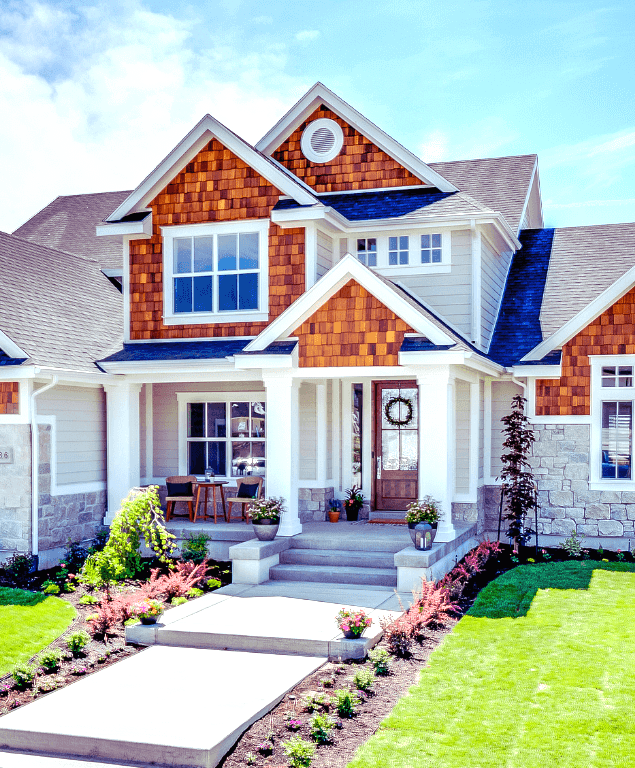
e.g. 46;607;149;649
368;519;407;525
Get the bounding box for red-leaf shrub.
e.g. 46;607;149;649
146;560;209;601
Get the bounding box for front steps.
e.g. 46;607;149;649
271;562;398;588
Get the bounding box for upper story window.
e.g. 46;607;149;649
421;233;442;263
602;366;633;387
162;220;269;325
346;230;448;271
357;238;377;267
389;236;409;266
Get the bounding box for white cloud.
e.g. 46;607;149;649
295;30;320;42
418;129;449;162
0;0;309;232
417;118;518;163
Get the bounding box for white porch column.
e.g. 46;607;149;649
417;367;456;542
104;382;142;524
263;375;302;536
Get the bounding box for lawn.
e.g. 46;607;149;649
0;587;76;676
349;561;635;768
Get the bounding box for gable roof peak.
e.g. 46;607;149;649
255;83;457;194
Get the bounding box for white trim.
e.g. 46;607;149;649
315;382;327;484
176;390;266;478
123;236;131;342
523;264;635;361
125;335;257;344
304;220;318;289
107;115;317;222
99;359;236;375
513;364;562;378
470;221;482;347
255;82;458;193
96;217;152;238
361;380;372;504
483;377;495;484
0;330;27;359
245;253;455;351
300;118;344;163
161;219;269;325
516;157;540;235
145;383;153;483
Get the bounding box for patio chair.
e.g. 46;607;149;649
226;476;263;522
165;475;198;522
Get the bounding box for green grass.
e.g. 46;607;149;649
349;562;635;768
0;587;76;676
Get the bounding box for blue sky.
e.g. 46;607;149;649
1;0;634;232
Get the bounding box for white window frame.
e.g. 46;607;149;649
177;391;267;479
590;355;635;489
162;219;269;326
343;228;451;274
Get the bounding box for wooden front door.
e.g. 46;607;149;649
373;381;419;510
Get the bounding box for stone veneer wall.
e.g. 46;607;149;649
452;486;485;533
37;425;106;561
298;487;336;522
530;423;632;539
0;424;31;554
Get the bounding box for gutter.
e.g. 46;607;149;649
30;375;58;561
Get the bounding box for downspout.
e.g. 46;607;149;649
30;375;58;563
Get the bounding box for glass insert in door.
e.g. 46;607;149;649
381;387;418;471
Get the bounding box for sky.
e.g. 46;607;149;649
1;0;635;233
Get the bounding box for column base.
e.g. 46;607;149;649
277;516;303;537
434;521;457;543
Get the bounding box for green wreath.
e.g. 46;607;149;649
384;396;414;427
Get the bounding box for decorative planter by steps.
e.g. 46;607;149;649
345;507;361;521
328;510;340;523
252;518;280;541
408;522;438;548
140;614;163;625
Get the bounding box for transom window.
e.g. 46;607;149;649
421;233;442;263
389;236;409;266
357;238;377;267
186;401;266;478
173;231;259;314
601;401;632;479
602;366;633;387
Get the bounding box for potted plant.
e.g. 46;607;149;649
248;497;284;541
405;496;442;545
132;599;164;625
343;486;364;521
327;499;341;523
335;607;372;639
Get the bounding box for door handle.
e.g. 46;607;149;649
376;456;381;479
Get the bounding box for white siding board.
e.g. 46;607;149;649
479;380;485;481
299;382;317;481
326;380;333;480
139;384;147;478
455;380;470;494
38;385;107;486
481;237;513;349
316;231;333;279
490;381;523;478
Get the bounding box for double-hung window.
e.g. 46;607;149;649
163;220;268;324
594;363;635;484
181;395;266;478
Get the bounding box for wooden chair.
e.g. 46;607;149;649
165;475;198;522
226;476;264;522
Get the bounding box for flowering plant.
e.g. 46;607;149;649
132;599;164;620
335;607;372;638
342;486;364;515
248;497;284;523
404;496;442;525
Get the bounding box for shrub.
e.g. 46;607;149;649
41;581;60;595
245;752;256;765
147;560;209;601
368;647;391;675
81;487;175;585
79;594;98;605
282;737;316;768
12;663;37;689
63;541;90;573
181;532;212;563
559;530;585;558
171;596;187;606
70;664;88;676
38;648;62;673
66;630;91;655
332;688;360;718
86;602;120;639
303;692;330;712
206;578;221;591
2;552;35;588
286;715;302;731
353;667;375;693
187;587;204;598
256;741;273;756
309;712;336;744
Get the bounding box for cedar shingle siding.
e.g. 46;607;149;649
293;280;414;367
536;286;635;415
0;382;19;414
129;138;305;339
272;106;425;192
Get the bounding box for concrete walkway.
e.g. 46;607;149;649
0;580;410;768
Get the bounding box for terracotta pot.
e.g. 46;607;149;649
328;510;340;523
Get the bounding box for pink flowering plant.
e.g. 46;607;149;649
335;607;372;638
132;599;164;621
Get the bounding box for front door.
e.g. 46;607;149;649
373;381;419;510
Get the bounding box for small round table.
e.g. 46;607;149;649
194;481;228;523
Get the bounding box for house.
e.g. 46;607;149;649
2;81;635;569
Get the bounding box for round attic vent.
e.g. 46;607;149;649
301;118;344;163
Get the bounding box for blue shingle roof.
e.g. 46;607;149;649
489;229;555;367
399;337;455;353
0;349;27;366
99;339;297;364
274;187;478;221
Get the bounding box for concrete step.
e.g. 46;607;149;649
270;563;398;587
290;530;409;554
368;510;408;523
280;547;396;569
